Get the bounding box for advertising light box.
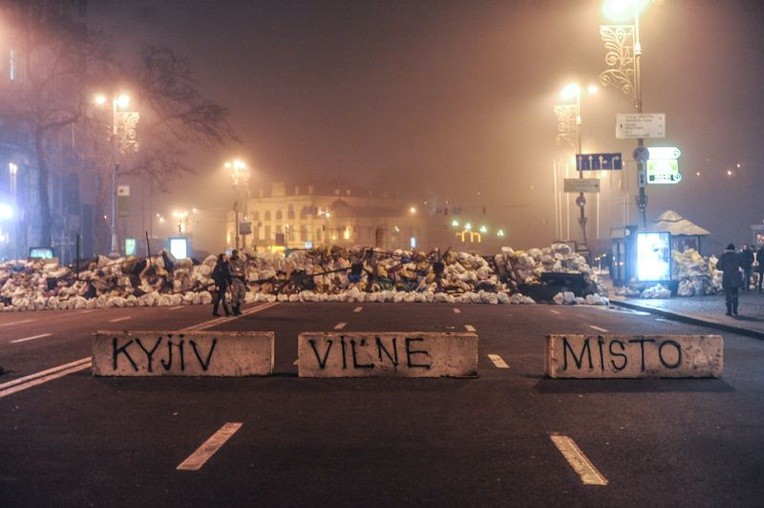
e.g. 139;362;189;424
169;237;188;260
636;231;671;282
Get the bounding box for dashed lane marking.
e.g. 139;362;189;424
550;309;560;315
177;422;243;471
334;322;347;330
487;354;509;369
353;306;363;313
464;324;476;332
656;318;675;324
550;434;608;486
589;325;609;333
0;357;91;399
453;308;461;314
11;333;53;344
108;317;131;323
170;306;185;311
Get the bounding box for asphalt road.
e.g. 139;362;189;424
1;303;762;507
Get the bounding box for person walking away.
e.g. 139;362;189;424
756;245;764;294
716;243;743;316
229;250;247;315
211;253;232;316
739;244;754;292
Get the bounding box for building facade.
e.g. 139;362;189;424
228;183;426;252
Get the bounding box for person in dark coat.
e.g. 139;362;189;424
716;243;742;316
756;245;764;294
229;250;247;315
211;253;232;316
739;244;754;292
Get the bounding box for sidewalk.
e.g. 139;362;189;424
610;291;764;340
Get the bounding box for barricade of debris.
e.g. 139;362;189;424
614;248;725;299
0;242;608;311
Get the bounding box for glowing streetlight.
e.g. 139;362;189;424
600;0;653;227
558;82;599;254
225;159;250;250
94;92;133;256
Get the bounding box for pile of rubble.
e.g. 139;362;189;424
0;243;609;311
672;249;723;297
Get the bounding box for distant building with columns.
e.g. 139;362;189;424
228;182;427;252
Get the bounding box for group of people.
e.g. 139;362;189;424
716;243;764;316
210;249;248;316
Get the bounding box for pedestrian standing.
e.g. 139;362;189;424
756;245;764;294
739;244;754;292
229;249;247;315
716;243;743;316
211;253;232;316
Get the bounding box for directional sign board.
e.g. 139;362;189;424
647;159;682;184
616;113;666;139
576;153;622;171
564;178;600;193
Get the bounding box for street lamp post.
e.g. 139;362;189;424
95;93;131;257
225;159;249;250
600;0;649;228
558;83;598;255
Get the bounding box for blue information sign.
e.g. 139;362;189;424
576;153;623;171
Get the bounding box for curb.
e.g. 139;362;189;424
610;298;764;340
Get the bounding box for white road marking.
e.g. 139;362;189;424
487;354;509;369
182;302;280;331
0;319;33;327
589;325;609;333
109;317;131;323
453;308;461;314
0;357;92;399
293;359;299;366
353;306;363;313
80;310;95;314
551;434;608;486
656;318;674;324
464;324;476;332
550;309;560;315
334;322;347;330
11;333;53;344
177;422;243;471
170;305;185;311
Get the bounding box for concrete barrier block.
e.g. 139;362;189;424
546;334;723;378
93;330;274;376
298;332;478;378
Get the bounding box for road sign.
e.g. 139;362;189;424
647;159;682;184
616;113;666;139
576;153;622;171
633;146;650;163
564;178;600;193
647;146;681;160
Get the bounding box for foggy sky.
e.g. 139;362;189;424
89;0;764;252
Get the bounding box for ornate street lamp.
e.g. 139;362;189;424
599;0;651;228
225;159;250;250
555;83;598;254
94;93;139;257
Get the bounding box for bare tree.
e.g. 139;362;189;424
0;2;238;253
115;46;239;192
0;1;112;247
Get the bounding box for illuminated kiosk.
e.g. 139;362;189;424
609;228;673;289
